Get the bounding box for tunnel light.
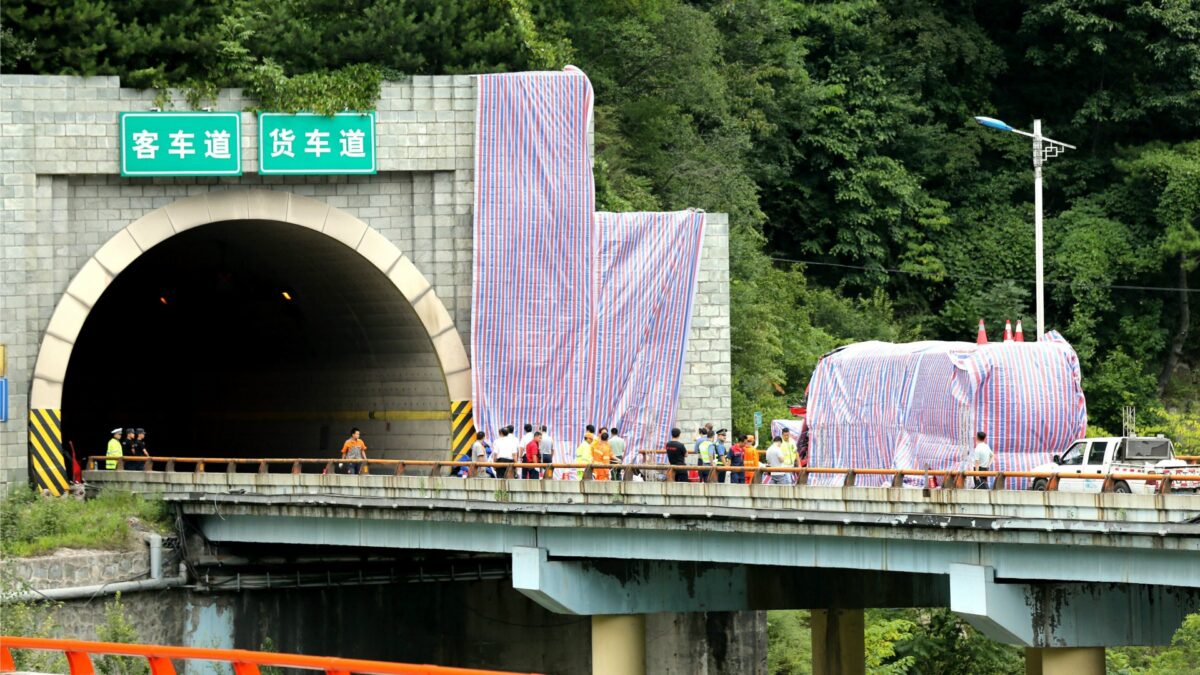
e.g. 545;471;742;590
159;296;168;305
281;291;293;301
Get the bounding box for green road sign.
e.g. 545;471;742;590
120;112;242;177
258;112;377;175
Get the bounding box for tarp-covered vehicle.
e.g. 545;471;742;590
804;331;1088;486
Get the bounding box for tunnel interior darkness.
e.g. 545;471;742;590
62;220;449;466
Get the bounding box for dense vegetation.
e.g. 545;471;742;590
5;0;1199;437
769;610;1200;675
0;488;170;557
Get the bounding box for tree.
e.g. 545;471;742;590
1118;142;1200;393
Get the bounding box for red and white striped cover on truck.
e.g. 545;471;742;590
805;331;1088;486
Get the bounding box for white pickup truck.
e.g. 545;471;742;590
1029;436;1199;494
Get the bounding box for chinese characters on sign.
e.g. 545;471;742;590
258;113;377;175
120;113;242;176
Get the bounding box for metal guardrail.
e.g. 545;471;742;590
86;455;1200;494
0;636;540;675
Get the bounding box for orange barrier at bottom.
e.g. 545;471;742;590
0;636;543;675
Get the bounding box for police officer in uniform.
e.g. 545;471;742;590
106;428;123;469
131;428;149;470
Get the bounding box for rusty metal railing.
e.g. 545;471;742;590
0;635;540;675
84;455;1200;494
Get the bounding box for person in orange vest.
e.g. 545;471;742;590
593;430;613;481
743;435;760;470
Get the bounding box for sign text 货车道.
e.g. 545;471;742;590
258;112;377;175
120;112;242;177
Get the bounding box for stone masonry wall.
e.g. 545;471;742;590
0;74;731;492
5;547;149;591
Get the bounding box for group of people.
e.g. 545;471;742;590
104;427;149;470
457;423;630;480
451;420;812;483
664;423;809;484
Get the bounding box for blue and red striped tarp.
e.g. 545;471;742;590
806;332;1087;486
593;211;706;465
472;69;705;468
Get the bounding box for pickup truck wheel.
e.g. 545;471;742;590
1113;480;1132;494
1032;478;1048;491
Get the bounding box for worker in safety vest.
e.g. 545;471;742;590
575;427;595;480
106;428;123;470
780;428;798;485
743;435;759;469
713;428;729;483
696;428;715;482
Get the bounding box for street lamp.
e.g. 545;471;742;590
973;116;1076;341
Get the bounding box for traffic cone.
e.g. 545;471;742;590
1003;319;1014;342
976;319;988;345
1014;320;1025;342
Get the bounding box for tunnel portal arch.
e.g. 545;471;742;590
29;190;472;484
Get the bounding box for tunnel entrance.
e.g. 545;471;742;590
62;219;450;466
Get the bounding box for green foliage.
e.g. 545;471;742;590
0;562;67;673
96;593;149;675
0;488;170;558
865;614;917;674
1108;613;1200;674
767;610;812;675
879;608;1023;675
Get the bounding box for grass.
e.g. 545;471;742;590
0;487;171;558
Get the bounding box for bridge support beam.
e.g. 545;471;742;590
811;609;864;675
592;615;645;675
512;546;947;615
512;546;748;615
950;564;1199;647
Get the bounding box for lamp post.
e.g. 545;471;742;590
973;116;1076;341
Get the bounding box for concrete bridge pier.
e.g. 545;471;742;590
592;615;646;675
811;609;865;675
1024;647;1105;675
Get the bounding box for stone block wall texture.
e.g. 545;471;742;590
4;548;149;591
0;75;731;492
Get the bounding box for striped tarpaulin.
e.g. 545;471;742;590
806;331;1087;486
473;69;596;460
593;211;706;465
473;70;705;468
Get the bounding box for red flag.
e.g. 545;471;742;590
68;441;83;484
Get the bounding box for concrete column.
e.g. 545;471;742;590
591;614;645;675
811;609;865;675
1024;647;1042;675
1040;647;1104;675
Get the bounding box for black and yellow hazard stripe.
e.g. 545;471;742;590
450;400;476;460
29;409;69;496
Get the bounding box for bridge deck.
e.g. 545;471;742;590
87;469;1200;541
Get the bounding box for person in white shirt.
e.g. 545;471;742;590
492;426;520;478
765;436;788;484
470;431;494;478
519;423;535;449
972;431;994;489
608;428;626;480
539;425;554;464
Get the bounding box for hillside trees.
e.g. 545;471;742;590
3;0;1199;430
